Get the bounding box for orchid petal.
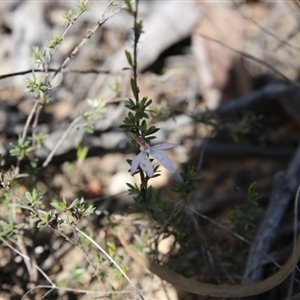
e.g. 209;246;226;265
151;143;176;151
150;149;175;173
130;152;143;175
139;152;154;177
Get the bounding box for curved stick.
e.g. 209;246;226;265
118;232;300;298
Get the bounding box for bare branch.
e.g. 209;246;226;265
51;2;126;82
0;68;113;81
243;146;300;284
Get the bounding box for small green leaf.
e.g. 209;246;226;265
51;201;66;212
128;213;145;219
130;78;139;99
25;191;33;202
125;50;133;66
83;205;95;216
68;198;79;209
124;0;133;14
83;125;94;134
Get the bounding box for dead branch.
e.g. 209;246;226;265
243;146;300;284
0;68;113;81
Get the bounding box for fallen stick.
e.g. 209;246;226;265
118;229;300;298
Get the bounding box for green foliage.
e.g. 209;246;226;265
70;267;88;284
76;0;88;15
119;1;204;272
48;35;64;48
30;133;49;149
191;107;216;126
26;72;47;99
36;210;57;228
0;169;15;190
228;181;263;238
9;138;33;160
62;0;88;25
120;97;157;138
62;9;74;24
134;21;143;42
0;220;24;238
31;46;46;67
130;78;139;99
50;197;95;224
24;189;43;208
125;50;133;66
172;167;202;198
124;0;134;14
225;112;263;143
77;145;89;163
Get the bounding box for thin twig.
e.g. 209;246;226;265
45;0;88;76
71;226;100;280
21;284;135;300
32;103;43;149
75;227;146;300
0;237;54;285
196;129;214;173
22;101;39;144
190;211;220;283
0;68;113;80
17;231;38;282
186;207;282;269
195;33;296;84
132;0;139;104
42;114;84;167
44;0;89;87
233;0;300;53
51;2;126;82
287;184;300;297
14;101;40;175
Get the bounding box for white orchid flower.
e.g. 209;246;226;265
130;136;176;177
